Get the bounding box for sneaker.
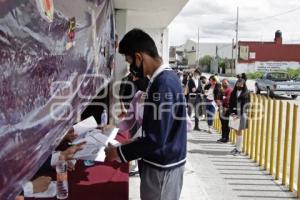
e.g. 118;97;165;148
129;170;139;176
230;148;241;156
208;127;213;134
194;127;201;131
233;150;241;156
230;148;238;154
217;138;228;143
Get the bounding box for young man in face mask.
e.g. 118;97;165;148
105;29;187;200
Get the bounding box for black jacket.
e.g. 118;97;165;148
204;83;222;101
229;89;250;115
188;78;203;94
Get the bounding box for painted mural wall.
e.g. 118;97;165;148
0;0;115;198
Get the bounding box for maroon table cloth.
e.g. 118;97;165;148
26;132;129;200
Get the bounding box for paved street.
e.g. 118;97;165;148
129;121;297;200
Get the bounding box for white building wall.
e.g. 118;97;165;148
112;10;171;123
236;61;300;74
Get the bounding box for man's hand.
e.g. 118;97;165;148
67;161;76;172
118;110;127;119
60;142;86;161
104;143;120;162
63;128;78;142
32;176;52;193
192;87;196;93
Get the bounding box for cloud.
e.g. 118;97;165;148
180;0;231;17
168;0;300;46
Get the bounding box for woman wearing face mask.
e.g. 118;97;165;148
228;77;250;156
204;75;222;133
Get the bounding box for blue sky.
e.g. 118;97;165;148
168;0;300;45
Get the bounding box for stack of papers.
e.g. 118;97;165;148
73;116;98;135
73;127;120;162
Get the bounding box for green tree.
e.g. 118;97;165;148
199;55;213;68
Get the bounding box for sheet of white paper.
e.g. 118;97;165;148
73;128;120;162
73;144;102;159
73;116;97;135
110;139;121;147
229;116;240;130
94;147;106;162
72;128;119;146
24;181;56;198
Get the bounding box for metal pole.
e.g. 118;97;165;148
264;98;272;171
282;102;291;185
196;27;200;67
231;38;234;76
270;100;278;175
255;96;261;162
259;96;266;166
235;7;239;74
275;101;283;180
289;104;298;191
250;95;257;159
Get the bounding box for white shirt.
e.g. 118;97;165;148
192;78;199;89
149;64;172;83
206;88;214;101
237;91;242;97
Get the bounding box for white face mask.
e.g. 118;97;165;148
195;75;200;79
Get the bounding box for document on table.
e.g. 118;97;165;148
73;128;120;162
71;128;119;146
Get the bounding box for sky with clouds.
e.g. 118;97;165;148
168;0;300;46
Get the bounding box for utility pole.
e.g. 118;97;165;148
216;45;219;74
235;7;239;75
196;27;200;68
231;38;234;76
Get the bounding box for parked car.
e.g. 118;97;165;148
255;72;300;99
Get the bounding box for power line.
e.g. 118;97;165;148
242;6;300;24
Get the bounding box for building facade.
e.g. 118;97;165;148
237;31;300;74
170;39;232;69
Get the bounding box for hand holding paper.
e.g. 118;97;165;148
104;143;120;162
73;116;98;135
73;128;119;162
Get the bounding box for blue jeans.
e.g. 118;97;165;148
206;101;216;126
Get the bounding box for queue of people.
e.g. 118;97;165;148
181;69;250;156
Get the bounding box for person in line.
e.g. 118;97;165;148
229;77;250;155
204;75;222;133
118;75;150;176
182;72;189;102
105;29;187;200
187;69;204;131
217;79;233;143
118;72;136;119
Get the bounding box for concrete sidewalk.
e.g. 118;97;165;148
129;121;297;200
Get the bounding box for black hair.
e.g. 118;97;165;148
241;73;247;82
119;28;160;58
194;69;201;75
209;75;217;82
234;78;248;91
